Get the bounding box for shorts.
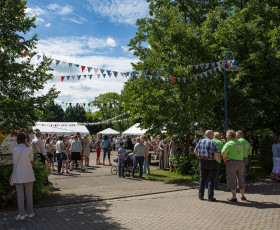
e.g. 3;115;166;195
71;152;81;161
96;149;101;158
103;148;111;158
47;153;54;164
226;160;245;190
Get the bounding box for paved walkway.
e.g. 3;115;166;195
1;151;280;229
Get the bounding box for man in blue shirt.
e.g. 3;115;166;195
118;142;127;178
194;130;219;202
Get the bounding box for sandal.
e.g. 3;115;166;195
241;196;247;201
227;197;238;202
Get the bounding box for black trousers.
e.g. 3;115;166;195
199;159;218;199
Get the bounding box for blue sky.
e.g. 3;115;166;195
26;0;150;109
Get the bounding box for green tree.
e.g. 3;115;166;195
40;103;65;122
63;106;87;122
0;0;58;133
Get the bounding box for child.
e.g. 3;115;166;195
117;142;126;178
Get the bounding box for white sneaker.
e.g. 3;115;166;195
27;213;35;219
16;215;25;220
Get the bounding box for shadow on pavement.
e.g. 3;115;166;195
245;179;280;196
0;199;127;230
218;199;280;209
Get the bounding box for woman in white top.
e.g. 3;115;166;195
12;133;36;220
82;135;90;166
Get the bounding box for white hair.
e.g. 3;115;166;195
205;130;213;137
214;132;220;139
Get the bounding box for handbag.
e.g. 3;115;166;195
107;142;112;151
10;147;25;186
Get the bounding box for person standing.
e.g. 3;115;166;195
272;137;280;181
82;135;90;166
236;131;252;184
45;138;55;172
94;136;102;165
194;130;219;202
12;133;36;220
169;139;178;172
55;136;64;174
70;135;84;171
159;140;169;170
222;130;246;202
31;130;49;165
102;135;112;166
131;137;146;178
117;142;127;178
143;136;150;175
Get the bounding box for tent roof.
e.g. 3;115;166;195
33;122;90;135
97;128;120;135
122;123;147;135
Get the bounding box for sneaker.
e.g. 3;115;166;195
199;197;205;200
16;215;25;221
27;213;35;219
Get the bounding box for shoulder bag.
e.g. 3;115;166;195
10;147;25;186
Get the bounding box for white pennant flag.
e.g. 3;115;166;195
203;71;208;77
37;55;41;60
71;76;75;80
62;61;67;67
218;66;222;72
149;75;153;80
97;74;101;78
94;68;99;74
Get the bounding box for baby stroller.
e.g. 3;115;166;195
111;150;139;176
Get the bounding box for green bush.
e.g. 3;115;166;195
0;161;50;208
259;136;274;174
171;151;199;175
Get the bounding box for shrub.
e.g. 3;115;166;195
259;136;273;174
171;151;199;175
0;160;50;208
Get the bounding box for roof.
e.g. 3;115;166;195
122;123;147;135
33;122;90;135
97;128;120;135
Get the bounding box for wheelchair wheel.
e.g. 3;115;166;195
111;166;118;175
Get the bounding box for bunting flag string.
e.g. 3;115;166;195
55;100;124;108
34;54;233;84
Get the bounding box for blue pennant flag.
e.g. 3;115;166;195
155;69;159;74
144;70;147;74
89;75;93;79
114;71;118;77
200;64;204;69
56;60;60;66
167;68;171;72
143;76;146;80
74;64;80;67
83;75;87;78
103;74;106;78
209;70;213;75
132;71;136;77
107;70;111;76
77;75;81;80
87;67;92;73
213;68;217;73
199;73;203;78
66;76;70;80
211;62;215;68
155;76;158;81
100;69;105;74
167;76;170;81
69;63;73;67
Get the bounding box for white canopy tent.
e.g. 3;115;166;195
97;128;120;135
33;122;90;135
122;123;147;136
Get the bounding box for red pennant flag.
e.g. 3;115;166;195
23;51;28;55
81;66;86;72
61;76;65;82
76;103;79;106
226;61;230;67
171;77;176;83
149;69;153;72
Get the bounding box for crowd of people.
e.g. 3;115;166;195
10;128;280;220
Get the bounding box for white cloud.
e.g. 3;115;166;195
64;18;84;24
37;17;45;23
86;0;149;25
26;7;47;17
45;23;51;27
47;4;73;15
34;36;138;105
37;36;118;56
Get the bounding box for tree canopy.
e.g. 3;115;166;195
0;0;59;133
123;0;280;145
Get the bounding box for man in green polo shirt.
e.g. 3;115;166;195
236;131;252;184
222;130;246;202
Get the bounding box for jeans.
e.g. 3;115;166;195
103;148;111;158
243;157;249;184
143;156;150;174
199;159;218;199
132;156;144;177
205;163;220;189
118;158;125;177
56;152;62;172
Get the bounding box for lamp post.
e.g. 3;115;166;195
223;51;243;138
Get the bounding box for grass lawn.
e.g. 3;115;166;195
134;170;199;184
